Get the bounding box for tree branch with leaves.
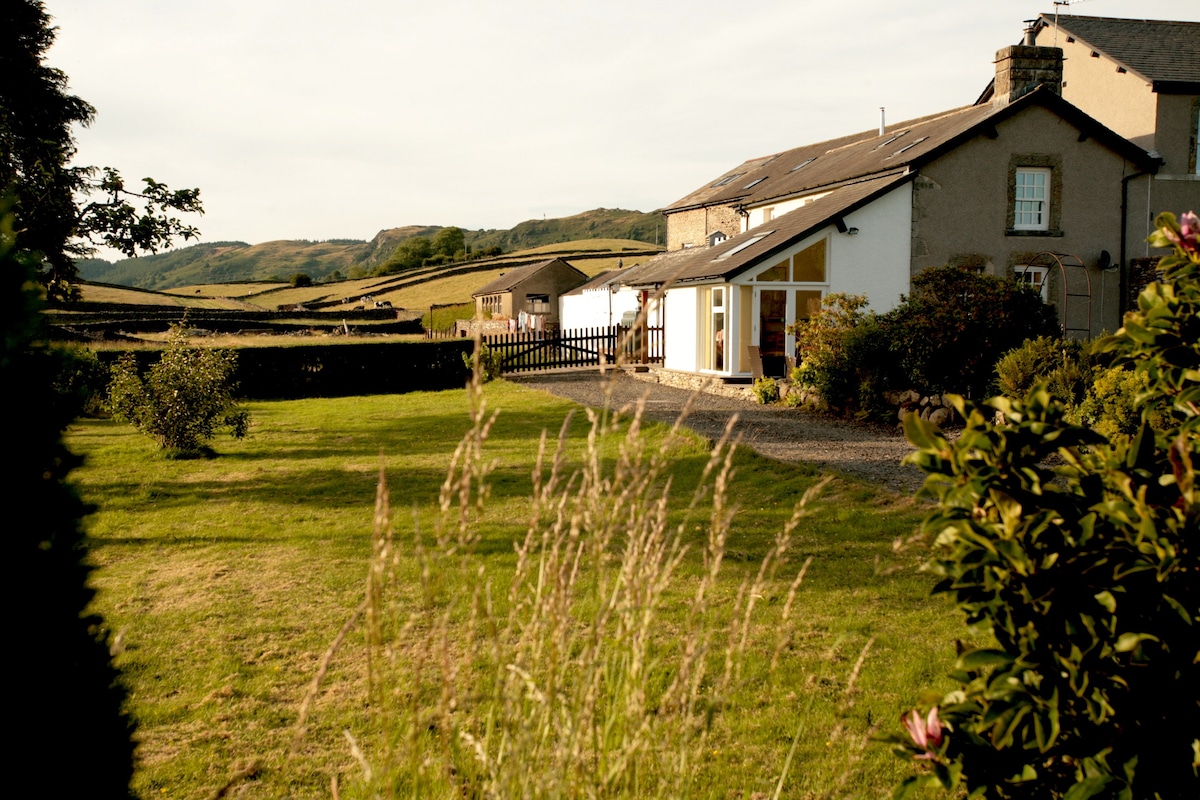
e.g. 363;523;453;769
1;0;203;302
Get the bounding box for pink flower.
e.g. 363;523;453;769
1164;211;1199;254
902;707;944;759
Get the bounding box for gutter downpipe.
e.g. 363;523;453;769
1120;166;1156;315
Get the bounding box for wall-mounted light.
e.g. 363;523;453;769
847;227;860;236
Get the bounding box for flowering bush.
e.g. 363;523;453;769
886;212;1199;799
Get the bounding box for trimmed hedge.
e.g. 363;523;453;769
96;340;474;399
46;308;420;337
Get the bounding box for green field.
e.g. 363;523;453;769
68;380;959;799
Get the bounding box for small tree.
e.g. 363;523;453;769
108;323;249;456
888;212;1199;799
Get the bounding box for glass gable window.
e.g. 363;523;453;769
750;239;827;283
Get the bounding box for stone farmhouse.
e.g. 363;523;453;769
590;14;1195;381
1026;13;1199;265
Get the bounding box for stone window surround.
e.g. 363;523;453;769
1006;153;1064;237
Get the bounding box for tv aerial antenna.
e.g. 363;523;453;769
1051;0;1099;46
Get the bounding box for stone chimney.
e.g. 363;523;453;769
993;37;1063;105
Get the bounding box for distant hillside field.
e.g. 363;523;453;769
73;239;661;315
77;208;662;290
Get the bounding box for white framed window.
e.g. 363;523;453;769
1016;265;1049;301
1014;168;1051;230
700;287;727;372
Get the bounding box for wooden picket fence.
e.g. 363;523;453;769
481;325;663;374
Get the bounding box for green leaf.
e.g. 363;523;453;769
904;412;944;451
1063;776;1114;800
1114;632;1159;653
956;648;1014;671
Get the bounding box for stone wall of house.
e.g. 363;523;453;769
666;205;743;251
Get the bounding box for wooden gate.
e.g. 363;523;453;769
482;326;663;374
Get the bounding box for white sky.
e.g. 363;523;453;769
46;0;1200;258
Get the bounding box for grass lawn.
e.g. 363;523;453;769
68;380;961;799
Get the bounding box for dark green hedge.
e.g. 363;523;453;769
96;340;474;399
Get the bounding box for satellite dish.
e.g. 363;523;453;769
1098;250;1112;271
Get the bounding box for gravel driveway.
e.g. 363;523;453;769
508;369;926;495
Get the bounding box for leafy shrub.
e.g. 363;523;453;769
793;272;1058;418
462;341;503;382
838;315;897;420
888;211;1199;799
792;291;868;410
108;323;250;456
882;266;1059;399
996;338;1164;441
50;344;110;419
1070;364;1152;441
988;335;1084;402
289;272;312;287
752;375;780;404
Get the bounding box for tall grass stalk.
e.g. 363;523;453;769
332;359;832;798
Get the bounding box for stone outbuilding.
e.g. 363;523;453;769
472;257;589;331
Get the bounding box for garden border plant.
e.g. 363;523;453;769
790;269;1058;421
886;211;1199;799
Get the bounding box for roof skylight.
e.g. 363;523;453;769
789;158;816;172
710;173;746;188
744;176;768;189
874;130;910;149
713;231;774;261
892;136;928;155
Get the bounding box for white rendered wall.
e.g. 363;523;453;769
663;287;698;372
827;184;912;312
561;288;661;330
560;290;615;329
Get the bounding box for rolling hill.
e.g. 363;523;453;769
77;208;662;290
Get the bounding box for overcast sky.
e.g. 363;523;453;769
46;0;1199;258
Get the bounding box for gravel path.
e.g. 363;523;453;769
508;369;926;494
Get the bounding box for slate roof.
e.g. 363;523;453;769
1039;14;1200;87
471;258;586;297
666;86;1155;217
630;172;910;287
